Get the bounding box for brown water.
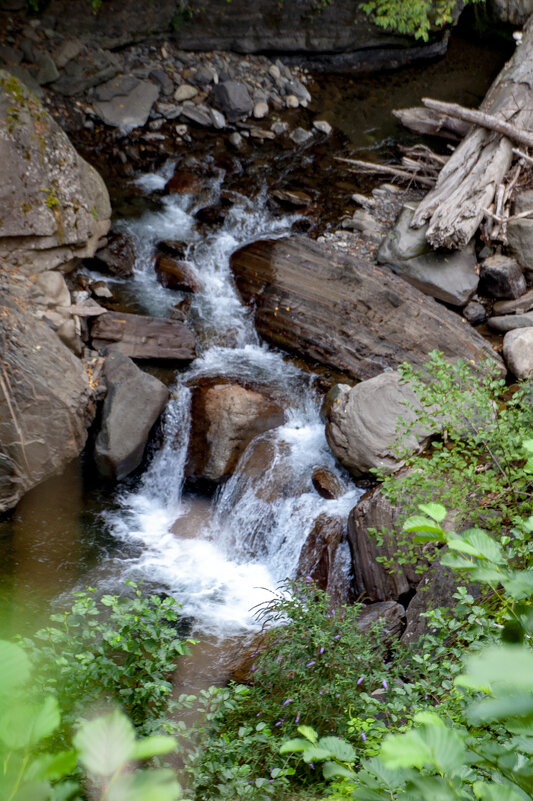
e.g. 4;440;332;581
0;30;514;641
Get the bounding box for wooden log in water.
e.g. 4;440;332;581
393;106;469;140
411;16;533;249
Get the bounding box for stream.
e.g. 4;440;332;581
0;31;514;682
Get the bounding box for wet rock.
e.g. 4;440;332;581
342;209;385;243
286;94;299;108
94;351;169;481
92;78;159;131
36;53;59;85
0;70;110;275
493;288;533;315
156;239;188;258
0;46;23;65
507;216;533;279
195;203;228;225
212;80;253;121
149;68;173;96
157;101;182;120
209;107;226;129
290;127;312;145
250;127;275;140
90;233;136;277
229;237;500;381
186;381;285;482
347;481;433;601
271;120;289;135
271;189;311;208
180;101;212;127
312;467;346;499
51;47;120;96
0;297;94;513
377;205;478;306
296;514;352;607
479;254;526;299
174;83;198;102
228;131;244;150
488;311;533;331
165;170;201;194
356;601;405;638
155;254;200;292
463;300;487;324
52;37;83;69
401;560;479;646
326;371;432;478
503;328;533;379
91;311;196;361
90;280;113;299
313;119;332;135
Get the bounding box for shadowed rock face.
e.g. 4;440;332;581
230;237;501;381
0;297;94;512
0;70;111;276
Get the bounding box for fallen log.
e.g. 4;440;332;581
422;97;533;150
411;15;533;249
393;106;469;140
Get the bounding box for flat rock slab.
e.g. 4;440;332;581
488;311;533;332
91;311;196;361
92;79;159;131
230;236;500;381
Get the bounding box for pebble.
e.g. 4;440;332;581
228;131;244;149
175;123;188;136
313;119;332;135
209;107;226;129
253;101;269;119
174;83;198;102
290;127;312;145
285;94;299;108
271;120;289;135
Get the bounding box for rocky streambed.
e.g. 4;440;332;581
0;6;527;679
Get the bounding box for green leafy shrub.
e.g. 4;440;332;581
21;581;196;743
0;639;180;801
360;0;483;41
374;352;533;574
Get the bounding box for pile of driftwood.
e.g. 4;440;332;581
340;14;533;249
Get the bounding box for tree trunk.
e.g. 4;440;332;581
411;16;533;249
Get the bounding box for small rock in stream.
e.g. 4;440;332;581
479;254;526;299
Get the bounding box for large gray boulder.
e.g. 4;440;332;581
94;352;169;481
377;205;478;307
325;371;433;477
503;328;533;379
212;81;253;122
92;77;160;132
0;295;94;512
0;70;111;275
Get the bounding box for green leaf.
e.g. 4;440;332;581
0;640;31;697
418;503;447;523
279;738;311;754
380;730;432;769
25;750;77;781
502;571;533;600
317;736;356;762
74;710;136;777
132;736;177;760
0;696;60;749
462;529;505;564
402;516;446;537
473;780;525;801
468;694;533;726
322;761;356;780
296;725;318;744
457;645;533;694
106;768;181;801
301;746;333;763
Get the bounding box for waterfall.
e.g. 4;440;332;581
102;165;362;636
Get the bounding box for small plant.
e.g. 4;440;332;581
21;581;197;743
280;724;356;781
359;0;483;41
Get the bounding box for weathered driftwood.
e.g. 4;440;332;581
422;98;533;150
393;106;469;140
336;145;445;188
412;15;533;249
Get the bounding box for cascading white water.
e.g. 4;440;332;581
103;165;362;635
